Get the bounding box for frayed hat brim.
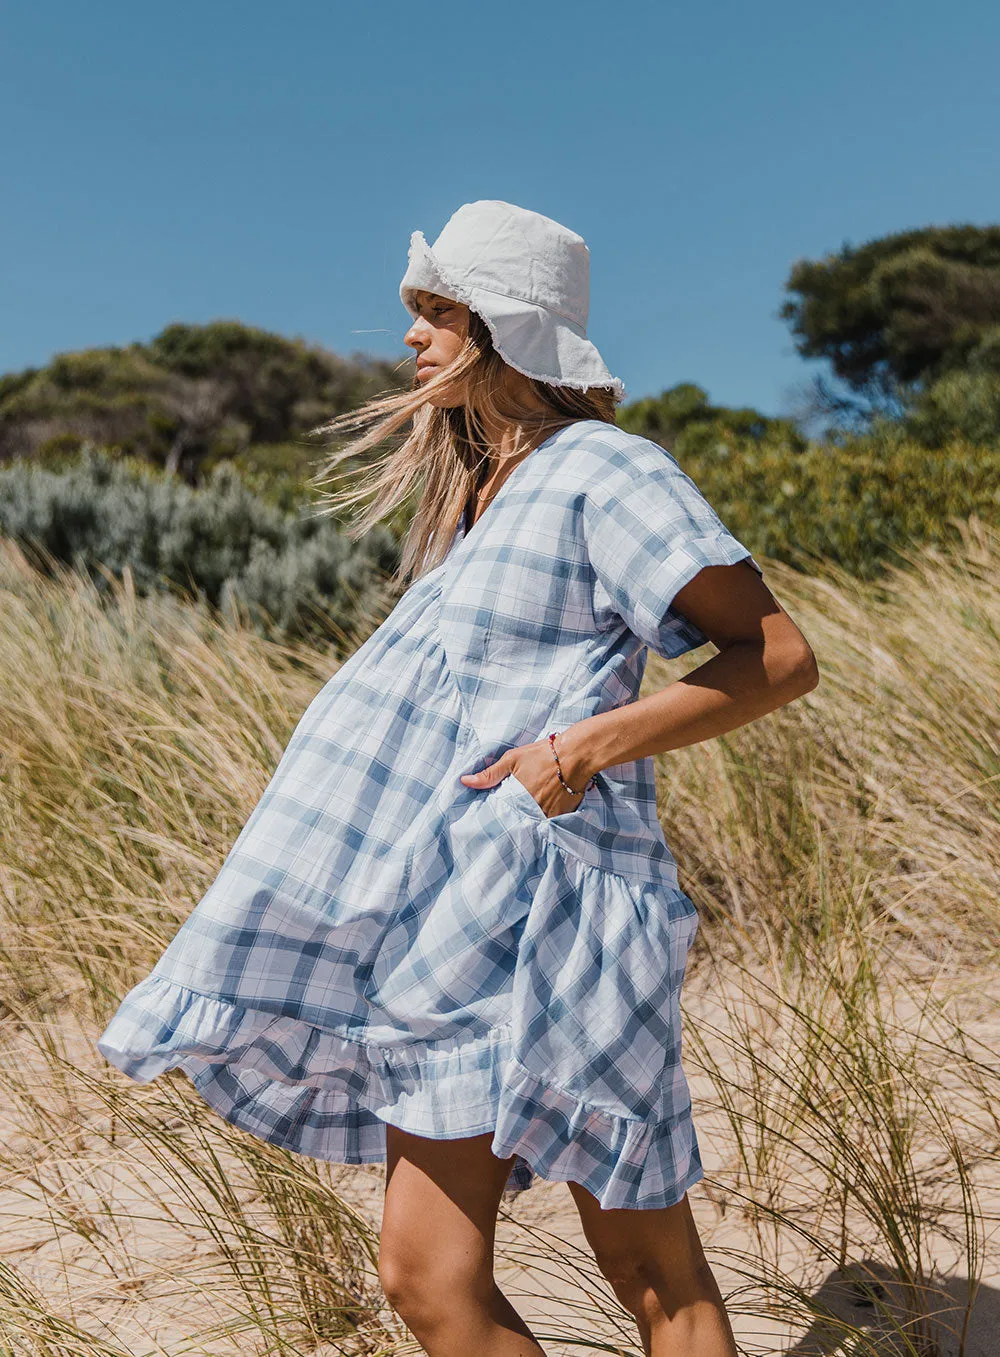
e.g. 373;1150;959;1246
400;230;626;400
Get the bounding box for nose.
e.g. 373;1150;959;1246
403;316;431;351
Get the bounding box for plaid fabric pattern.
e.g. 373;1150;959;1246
99;420;762;1211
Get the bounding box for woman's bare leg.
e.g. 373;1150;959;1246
568;1183;737;1357
379;1125;546;1356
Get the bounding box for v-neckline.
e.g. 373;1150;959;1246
456;420;585;549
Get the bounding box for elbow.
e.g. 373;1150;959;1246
787;641;820;697
763;614;820;698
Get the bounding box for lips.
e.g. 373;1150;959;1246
416;364;438;380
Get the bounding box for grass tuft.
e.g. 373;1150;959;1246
1;525;998;1353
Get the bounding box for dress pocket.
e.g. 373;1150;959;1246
491;763;683;892
496;770;589;827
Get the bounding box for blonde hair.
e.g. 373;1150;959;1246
307;308;621;585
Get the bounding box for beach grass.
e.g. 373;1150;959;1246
0;522;997;1354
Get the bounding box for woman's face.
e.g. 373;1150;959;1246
403;290;470;407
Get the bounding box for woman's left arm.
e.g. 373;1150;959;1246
558;558;819;784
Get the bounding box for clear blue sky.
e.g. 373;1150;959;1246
3;1;999;416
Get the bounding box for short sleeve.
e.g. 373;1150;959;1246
582;437;764;660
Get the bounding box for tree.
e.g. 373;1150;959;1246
147;321;404;448
0;322;409;480
781;225;1000;419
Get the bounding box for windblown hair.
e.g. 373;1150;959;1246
307;308;621;585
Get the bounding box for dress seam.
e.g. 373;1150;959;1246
540;836;662;898
506;1054;694;1129
428;579;487;758
493;791;679;892
141;974;513;1062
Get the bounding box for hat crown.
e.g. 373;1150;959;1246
398;198;625;399
429;199;590;331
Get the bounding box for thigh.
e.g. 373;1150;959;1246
380;1125;518;1285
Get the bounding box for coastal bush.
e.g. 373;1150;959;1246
673;427;1000;578
0;446;399;649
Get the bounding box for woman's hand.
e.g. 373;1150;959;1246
547;563;819;780
459;732;594;818
462;568;819;821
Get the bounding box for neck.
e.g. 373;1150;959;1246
464;414;570;529
469;418;548;501
471;369;561;464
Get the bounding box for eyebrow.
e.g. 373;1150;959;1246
413;292;454;314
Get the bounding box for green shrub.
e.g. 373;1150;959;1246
675;428;1000;578
0;447;398;648
903;330;1000;447
618;382;806;462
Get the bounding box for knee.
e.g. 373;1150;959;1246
594;1249;668;1324
594;1247;718;1326
378;1245;490;1334
377;1251;435;1328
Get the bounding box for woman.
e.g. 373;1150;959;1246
100;199;819;1356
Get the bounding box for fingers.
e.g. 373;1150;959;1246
459;752;511;788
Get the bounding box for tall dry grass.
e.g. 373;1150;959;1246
0;521;998;1354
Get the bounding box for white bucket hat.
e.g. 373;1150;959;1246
399;199;626;400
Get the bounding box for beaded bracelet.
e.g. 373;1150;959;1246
547;730;597;797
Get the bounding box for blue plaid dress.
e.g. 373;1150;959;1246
99;419;763;1211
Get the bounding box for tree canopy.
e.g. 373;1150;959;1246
781;225;1000;412
0;321;409;480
